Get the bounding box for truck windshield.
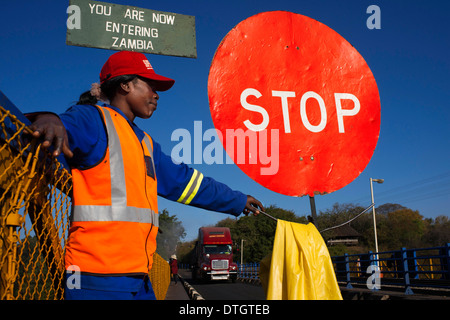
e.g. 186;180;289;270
204;244;232;255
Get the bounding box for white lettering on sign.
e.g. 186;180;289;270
106;21;158;38
300;91;327;133
106;18;158;51
112;37;154;50
153;13;175;25
124;8;144;21
240;88;360;133
89;3;111;16
240;88;270;132
334;93;360;133
272;90;296;133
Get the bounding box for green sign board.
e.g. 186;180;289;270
66;0;197;58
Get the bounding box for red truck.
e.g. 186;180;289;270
191;227;238;282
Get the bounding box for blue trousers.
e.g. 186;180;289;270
64;276;157;300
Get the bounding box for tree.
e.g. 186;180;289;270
423;215;450;247
156;209;186;260
380;208;426;250
316;203;368;230
176;240;197;265
376;203;407;215
212;205;307;263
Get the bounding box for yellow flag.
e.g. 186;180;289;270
261;220;342;300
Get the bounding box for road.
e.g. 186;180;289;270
179;269;266;300
177;270;450;301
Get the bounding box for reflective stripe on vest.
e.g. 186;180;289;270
104;108;126;206
72;205;159;226
66;106;158;276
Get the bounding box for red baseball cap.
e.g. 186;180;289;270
99;51;175;91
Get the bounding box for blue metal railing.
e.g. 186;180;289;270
236;244;450;295
332;243;450;294
178;263;190;269
238;262;260;281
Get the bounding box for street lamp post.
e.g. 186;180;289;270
240;239;246;266
370;178;384;260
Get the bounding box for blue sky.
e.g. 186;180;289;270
1;0;448;242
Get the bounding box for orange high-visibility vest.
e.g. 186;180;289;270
65;106;159;276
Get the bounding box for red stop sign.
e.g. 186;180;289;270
208;11;380;197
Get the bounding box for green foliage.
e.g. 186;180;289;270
382;209;426;249
156;209;186;260
176;240;197;265
423;215;450;246
215;205;307;263
327;244;349;257
317;202;450;252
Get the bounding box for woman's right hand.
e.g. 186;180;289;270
28;113;73;158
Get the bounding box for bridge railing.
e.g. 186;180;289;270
236;244;450;295
238;263;260;282
332;244;450;294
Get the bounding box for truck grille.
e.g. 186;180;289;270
211;259;229;270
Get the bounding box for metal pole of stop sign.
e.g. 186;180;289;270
309;196;318;226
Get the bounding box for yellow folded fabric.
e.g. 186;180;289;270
261;220;342;300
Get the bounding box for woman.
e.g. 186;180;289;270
29;51;264;300
170;255;179;284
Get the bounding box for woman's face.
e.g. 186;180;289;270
124;78;159;120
